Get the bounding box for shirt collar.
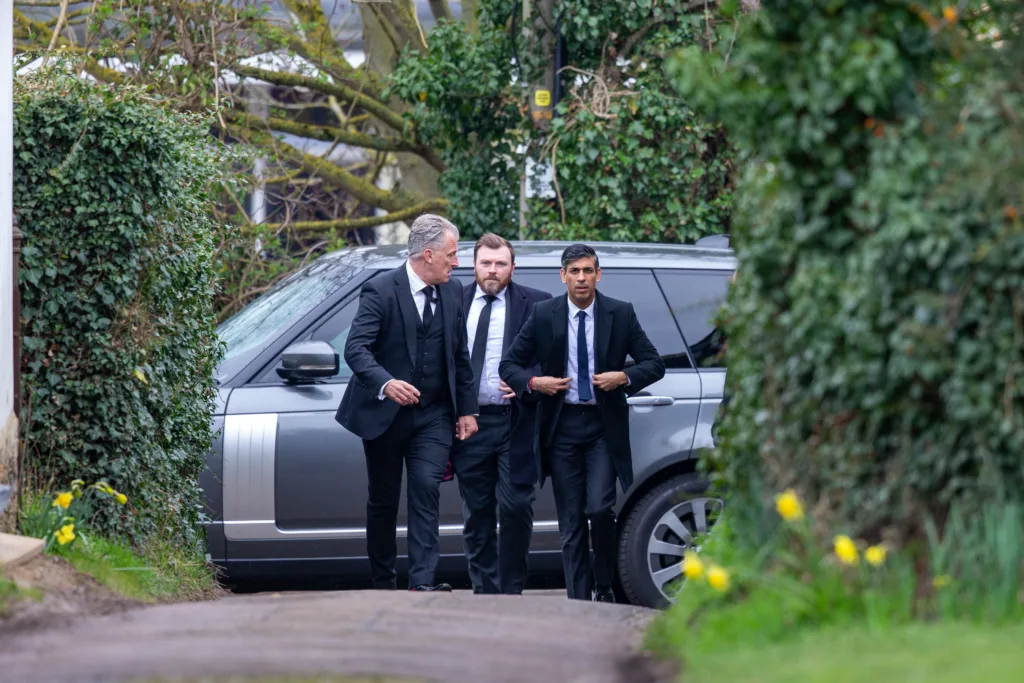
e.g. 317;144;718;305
405;259;429;293
567;294;595;320
474;283;506;301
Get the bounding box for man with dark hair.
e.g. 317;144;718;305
454;232;551;594
499;243;665;602
336;214;479;593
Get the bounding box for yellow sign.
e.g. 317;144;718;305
534;89;551;107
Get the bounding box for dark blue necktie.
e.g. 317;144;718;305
576;310;592;402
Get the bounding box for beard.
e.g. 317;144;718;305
477;275;510;296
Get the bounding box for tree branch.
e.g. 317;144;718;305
225;110;444;171
237;127;426;213
13;10;126;84
428;0;454;22
249;199;449;235
229;63;411;136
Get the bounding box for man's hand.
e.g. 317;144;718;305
531;376;572;396
382;380;420;406
456;415;478;441
499;380;516;399
592;371;629;392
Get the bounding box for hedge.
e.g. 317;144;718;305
670;1;1024;543
13;68;224;543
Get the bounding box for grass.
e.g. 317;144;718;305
673;621;1024;683
60;534;221;603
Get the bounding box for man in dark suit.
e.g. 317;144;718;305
453;233;551;595
499;244;665;602
336;214;479;592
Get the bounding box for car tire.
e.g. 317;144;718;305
617;473;723;609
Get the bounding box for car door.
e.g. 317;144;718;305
222;272;469;562
653;269;733;453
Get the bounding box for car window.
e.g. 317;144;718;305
458;268;691;369
215;255;359;383
654;269;732;368
253;298;359;384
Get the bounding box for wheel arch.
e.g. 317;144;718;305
616;450;703;537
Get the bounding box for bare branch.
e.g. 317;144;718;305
229;63;410;135
237;126;426;213
250;198;449;235
225;110;444;171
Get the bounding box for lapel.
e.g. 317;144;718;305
595;291;613;374
438;281;453;354
551;294;568;375
503;281;525;355
394;265;418;365
462;282;474;318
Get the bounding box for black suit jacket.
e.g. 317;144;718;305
463;280;552;486
499;291;666;490
336;264;479;441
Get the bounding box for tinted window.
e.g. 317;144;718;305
514;269;691;369
254;298;358;383
655;270;732;368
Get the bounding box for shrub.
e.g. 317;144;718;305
13;66;225;544
669;2;1024;543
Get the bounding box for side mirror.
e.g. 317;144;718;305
276;341;339;383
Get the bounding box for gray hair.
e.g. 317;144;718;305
408;214;459;259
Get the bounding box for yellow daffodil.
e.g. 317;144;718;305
933;574;952;589
942;6;957;23
52;492;73;509
115;492;128;505
774;489;804;521
94;482;114;495
865;545;887;567
55;523;76;546
706;565;730;592
834;535;859;565
682;551;705;580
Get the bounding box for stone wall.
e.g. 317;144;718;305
0;411;19;532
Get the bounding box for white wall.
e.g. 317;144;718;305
0;0;16;419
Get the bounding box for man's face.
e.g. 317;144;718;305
561;255;600;307
422;233;459;284
474;245;514;296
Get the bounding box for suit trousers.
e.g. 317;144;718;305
363;399;453;589
452;409;536;594
548;404;617;601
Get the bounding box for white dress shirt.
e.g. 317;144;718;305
466;284;508;406
378;260;437;400
566;296;596;405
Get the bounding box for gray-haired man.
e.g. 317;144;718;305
336;214;479;592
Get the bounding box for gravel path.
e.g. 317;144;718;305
0;589;664;683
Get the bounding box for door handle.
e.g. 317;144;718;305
627;395;674;406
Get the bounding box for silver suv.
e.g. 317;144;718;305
202;239;734;608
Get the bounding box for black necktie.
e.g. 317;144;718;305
471;295;496;388
421;285;436;329
576;310;593;402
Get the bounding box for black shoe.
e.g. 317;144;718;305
594;587;616;603
410;583;453;592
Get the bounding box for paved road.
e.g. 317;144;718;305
0;590;659;683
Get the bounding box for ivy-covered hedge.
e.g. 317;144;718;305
671;1;1024;543
13;70;224;543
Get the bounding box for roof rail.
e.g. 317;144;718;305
695;234;730;249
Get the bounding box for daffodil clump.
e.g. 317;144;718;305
33;478;130;552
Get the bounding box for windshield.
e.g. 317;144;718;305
216;256;361;383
